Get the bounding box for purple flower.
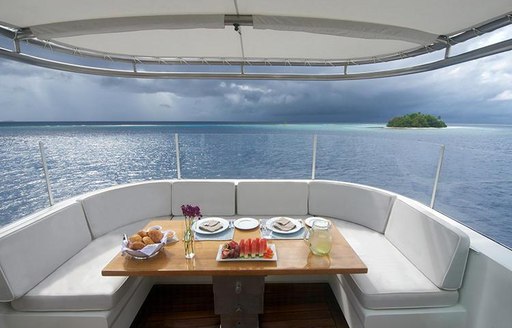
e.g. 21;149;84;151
181;204;202;218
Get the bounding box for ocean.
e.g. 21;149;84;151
1;122;511;248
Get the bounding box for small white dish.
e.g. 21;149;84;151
305;217;330;228
164;230;178;244
234;217;259;230
193;217;229;235
266;217;303;234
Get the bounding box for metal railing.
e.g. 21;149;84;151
39;141;54;206
38;133;445;209
430;145;445;208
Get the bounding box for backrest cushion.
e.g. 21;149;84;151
309;181;395;233
0;202;91;301
171;180;236;216
237;180;309;215
80;181;172;238
385;198;470;290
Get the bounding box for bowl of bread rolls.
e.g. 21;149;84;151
122;226;174;259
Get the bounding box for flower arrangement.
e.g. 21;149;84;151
181;204;202;259
181;205;202;218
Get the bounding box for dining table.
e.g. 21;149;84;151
102;218;367;328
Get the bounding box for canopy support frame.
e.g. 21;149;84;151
1;37;511;80
0;13;511;80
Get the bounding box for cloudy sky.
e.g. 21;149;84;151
1;26;511;124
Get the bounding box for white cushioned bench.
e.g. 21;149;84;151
0;179;470;328
0;203;91;303
237;180;309;216
0;181;172;328
309;180;470;328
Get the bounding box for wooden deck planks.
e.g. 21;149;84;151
130;283;349;328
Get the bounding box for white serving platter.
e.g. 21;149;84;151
216;244;277;262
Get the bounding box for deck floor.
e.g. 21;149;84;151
130;283;349;328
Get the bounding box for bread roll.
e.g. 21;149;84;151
148;229;163;243
137;230;148;238
131;241;145;250
142;236;154;245
129;234;142;243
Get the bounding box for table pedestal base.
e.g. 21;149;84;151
212;276;265;328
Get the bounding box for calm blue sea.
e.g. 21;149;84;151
1;122;511;248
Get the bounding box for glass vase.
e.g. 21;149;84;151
183;216;195;259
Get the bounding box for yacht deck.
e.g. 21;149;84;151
130;283;349;328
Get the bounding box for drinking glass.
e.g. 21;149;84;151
260;219;271;239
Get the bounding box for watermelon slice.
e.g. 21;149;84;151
259;238;267;257
239;239;245;258
250;238;258;258
246;239;252;258
254;238;260;256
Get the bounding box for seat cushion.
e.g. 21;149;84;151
385;198;470;290
0;202;91;301
334;219;459;309
237;180;309;215
80;181;172;238
171;180;236;216
309;181;395;233
11;220;149;311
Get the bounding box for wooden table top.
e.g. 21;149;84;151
102;219;367;277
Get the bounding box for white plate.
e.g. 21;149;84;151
216;244;277;262
305;217;330;228
234;217;259;230
266;217;303;234
193;217;229;235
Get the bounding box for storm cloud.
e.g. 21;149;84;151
0;26;511;124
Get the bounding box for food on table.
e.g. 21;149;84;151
263;247;274;259
142;236;154;245
148;229;163;243
130;241;146;250
129;234;142;243
251;238;259;258
259;239;267;257
221;240;240;259
246;239;252;258
128;228;166;250
220;238;273;259
239;239;246;257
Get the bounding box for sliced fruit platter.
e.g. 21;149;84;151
216;238;276;261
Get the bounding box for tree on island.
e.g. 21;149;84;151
387;112;447;128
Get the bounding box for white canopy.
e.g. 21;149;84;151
0;0;511;79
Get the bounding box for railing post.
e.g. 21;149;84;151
175;133;181;179
430;144;445;208
39;141;54;206
311;134;317;180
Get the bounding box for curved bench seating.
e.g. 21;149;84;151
0;179;470;328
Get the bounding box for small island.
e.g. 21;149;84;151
387;112;447;128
